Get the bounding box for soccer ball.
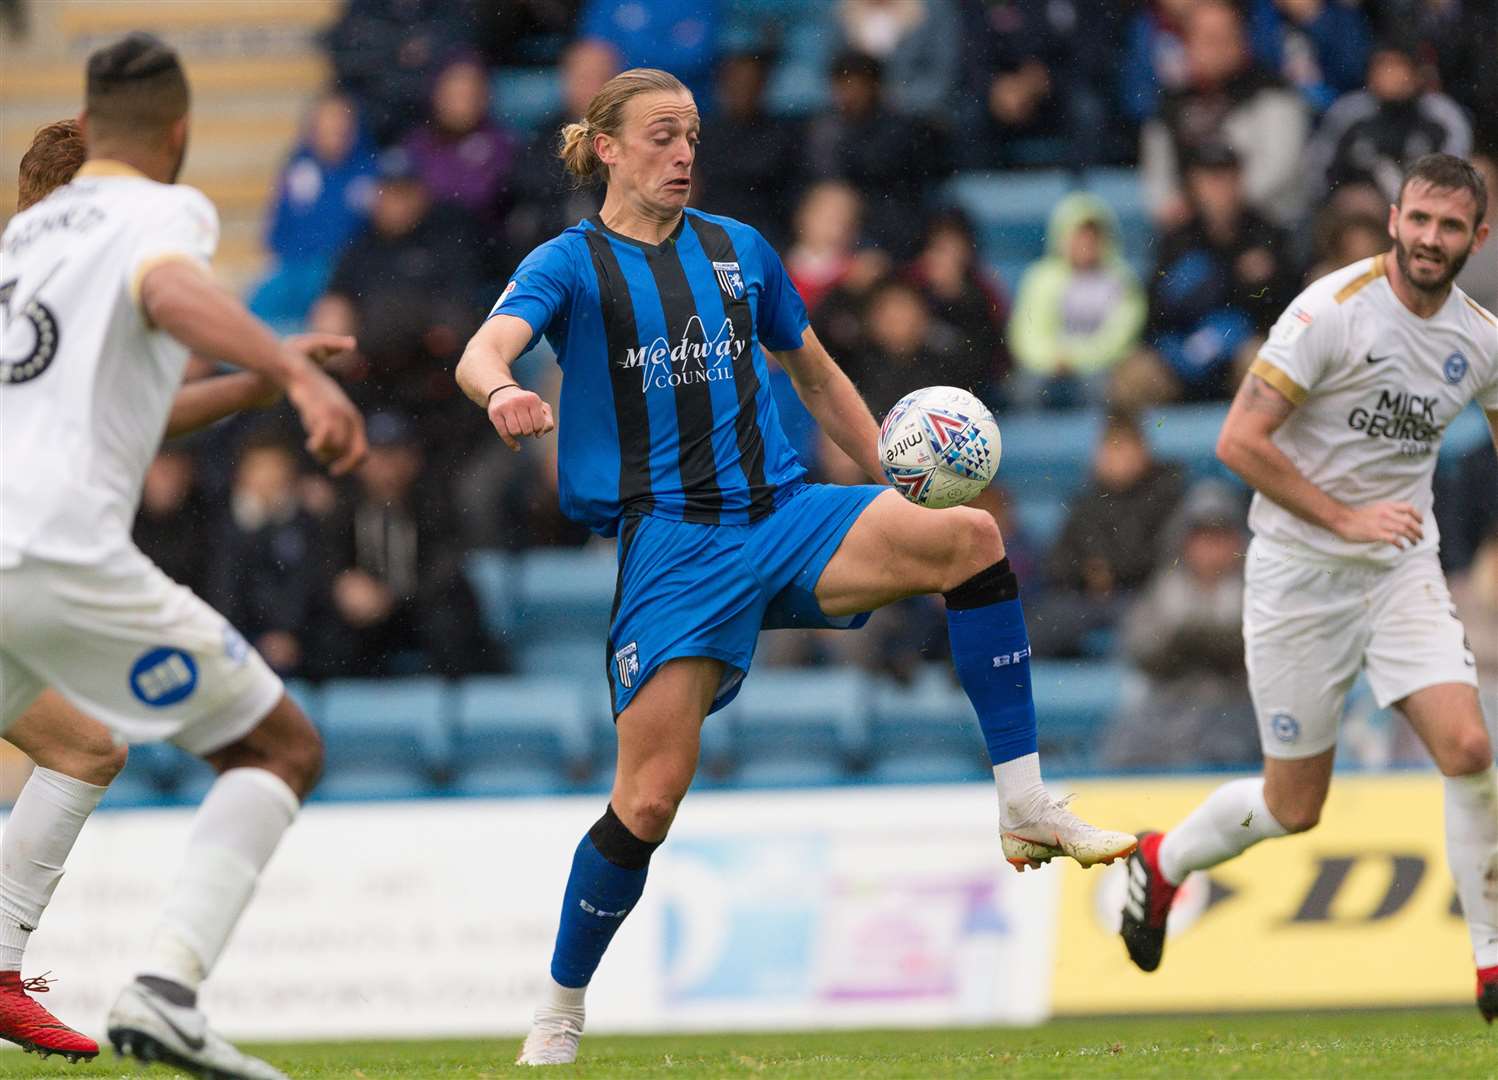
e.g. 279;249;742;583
878;386;1002;508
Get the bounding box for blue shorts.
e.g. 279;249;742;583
606;483;885;716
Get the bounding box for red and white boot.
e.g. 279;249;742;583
1478;964;1498;1024
0;970;99;1062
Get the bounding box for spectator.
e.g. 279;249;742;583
401;54;522;275
1246;0;1372;114
804;50;948;258
578;0;718;106
785;180;865;316
1120;0;1196;124
962;0;1125;167
322;0;475;145
1455;147;1498;310
133;448;213;599
835;0;960;118
1141;0;1309;229
1307;40;1472;205
318;412;499;677
1006;192;1146;408
1305;205;1390;281
1029;411;1186;657
507;37;619;257
1372;0;1498;120
250;93;378;329
692;51;801;248
842;277;961;418
1435;439;1498;575
904;209;1011;401
1133;143;1296;403
209;429;322;676
312;150;485;446
1450;522;1498;692
1103;481;1259;769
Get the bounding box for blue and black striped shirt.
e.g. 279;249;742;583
490;208;811;536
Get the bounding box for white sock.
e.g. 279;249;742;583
994;751;1048;828
0;767;108;970
537;974;587;1022
142;768;298;990
1445;766;1498;969
1158;777;1288;887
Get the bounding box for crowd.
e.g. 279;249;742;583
143;0;1495;765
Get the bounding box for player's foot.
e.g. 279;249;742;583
516;1005;584;1066
0;970;99;1062
1001;794;1137;871
1478;965;1498;1024
107;979;289;1080
1119;831;1179;973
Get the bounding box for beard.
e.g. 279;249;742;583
1392;232;1471;294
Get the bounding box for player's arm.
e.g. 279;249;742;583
454;313;554;451
139;260;366;473
772;326;884;483
164;334;354;438
1216;373;1423;547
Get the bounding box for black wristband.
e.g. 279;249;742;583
485;383;520;405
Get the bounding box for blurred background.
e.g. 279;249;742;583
0;0;1493;810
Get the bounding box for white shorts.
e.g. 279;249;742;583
0;547;284;755
1243;539;1478;760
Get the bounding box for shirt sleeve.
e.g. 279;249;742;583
753;227;810;352
488;237;577;352
126;186;220;314
1249;286;1344;405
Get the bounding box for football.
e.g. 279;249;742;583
878;386;1002;508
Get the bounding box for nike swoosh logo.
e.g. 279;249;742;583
1366;353;1396;364
139;994;206;1052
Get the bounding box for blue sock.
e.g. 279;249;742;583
549;806;658;988
944;558;1039;766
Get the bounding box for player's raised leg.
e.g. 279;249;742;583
815;489;1137;871
1397;682;1498;1021
0;692;125;1061
519;658;718;1066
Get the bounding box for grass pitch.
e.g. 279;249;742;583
1;1009;1489;1078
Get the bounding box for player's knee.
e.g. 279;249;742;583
1276;805;1321;834
280;723;325;797
939;510;1003;593
1437;723;1494;778
73;739;129;787
617;791;682;842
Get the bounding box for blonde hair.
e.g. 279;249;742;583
558;67;689;185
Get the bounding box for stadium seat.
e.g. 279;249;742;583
97;750;174;808
719;669;870;787
513;547;618;634
993;410;1102;494
867;668;989;784
464;549;516;644
518;636;604;678
1143;405;1236;481
1030;660;1128;771
1012;493;1070;551
491;67;561;133
316;678;450;800
451;676;592;797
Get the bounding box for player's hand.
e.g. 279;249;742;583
286;365;368;476
1335;501;1424;548
487;385;555;451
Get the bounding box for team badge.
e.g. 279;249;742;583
1443;352;1468;385
614;641;640;689
712;261;745;301
0;276;61;385
1270;711;1300;744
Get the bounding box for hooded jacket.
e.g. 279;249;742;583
1007;192;1147;377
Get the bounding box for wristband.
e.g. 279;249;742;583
486;383;520;405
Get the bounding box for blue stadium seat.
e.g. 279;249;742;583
993;410;1102;494
867;668;988;784
1012;494;1070;551
720;669;869;787
451;676;592;797
315;678;450;800
518;636;603;678
513;548;618;635
97;748;175;808
1031;660;1127;771
464;549;516;644
491;68;561;133
1143;405;1235;481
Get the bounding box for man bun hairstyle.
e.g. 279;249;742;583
1399;152;1488;226
557;67;688;186
84;32;189;139
18;120;85;211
